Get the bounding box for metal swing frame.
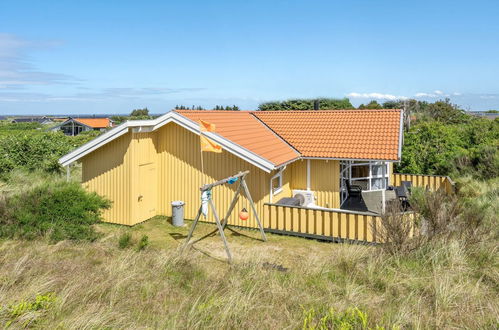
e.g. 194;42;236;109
182;170;267;263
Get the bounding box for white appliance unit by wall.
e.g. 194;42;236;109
292;189;316;207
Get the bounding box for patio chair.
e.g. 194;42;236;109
401;181;413;191
346;180;363;200
395;185;411;211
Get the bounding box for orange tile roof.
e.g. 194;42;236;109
75;118;112;128
253;110;402;160
175;110;300;166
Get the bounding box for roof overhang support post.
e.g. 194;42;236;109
306;159;311;191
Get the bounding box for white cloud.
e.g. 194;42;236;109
346;92;408;100
348;90;469;101
414;90;458;98
0;86;206;103
0;33;75;89
479;94;497;99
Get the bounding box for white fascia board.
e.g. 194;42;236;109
59;122;132;166
59;113;176;166
59;111;277;172
301;156;398;162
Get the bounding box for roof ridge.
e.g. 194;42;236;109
174;110;253;113
255;109;401;113
250;113;302;158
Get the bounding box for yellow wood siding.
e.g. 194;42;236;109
264;204;383;242
81;131;160;225
264;204;416;243
391;173;455;194
81;122;342;226
130;132;158;224
289;159;340;208
156;123;272;228
81;132;133;225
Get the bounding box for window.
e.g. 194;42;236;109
271;171;283;195
340;161;390;204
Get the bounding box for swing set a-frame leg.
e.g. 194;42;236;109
181;172;265;263
241;178;267;242
208;198;233;263
181;197;233;263
181;205;203;253
221;180;242;229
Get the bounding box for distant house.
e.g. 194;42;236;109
467;111;499;120
11;116;53;125
51;117;114;136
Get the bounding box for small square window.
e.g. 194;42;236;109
271;172;283;195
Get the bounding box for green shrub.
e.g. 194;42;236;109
397;116;498;179
0;122;42;131
1;293;56;328
258;98;354;111
136;235;149;251
302;307;380;329
0;130;99;176
118;233;132;249
0;180;110;242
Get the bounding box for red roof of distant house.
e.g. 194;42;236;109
74;118;112;128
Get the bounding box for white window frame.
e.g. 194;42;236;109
340;160;391;205
271;171;283;195
270;170;283;202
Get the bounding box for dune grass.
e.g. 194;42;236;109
0;215;497;329
0;172;497;328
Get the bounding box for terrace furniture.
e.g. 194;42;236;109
401;181;413;191
346;180;363;200
395;185;411;211
276;197;301;206
362;190;397;214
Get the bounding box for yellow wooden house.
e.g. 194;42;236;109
59;109;403;227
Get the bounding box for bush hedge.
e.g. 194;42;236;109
397;117;499;180
0;180;110;242
0;130;99;176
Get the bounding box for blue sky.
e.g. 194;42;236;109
1;0;498;115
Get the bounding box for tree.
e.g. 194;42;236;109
381;101;400;109
358;100;383;109
174;105;205;110
424;98;467;124
130;108;149;116
212;105;240;110
258;98;354;111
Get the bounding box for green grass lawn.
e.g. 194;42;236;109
1;216;497;329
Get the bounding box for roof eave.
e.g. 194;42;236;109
300;156;399;162
59;111;278;173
